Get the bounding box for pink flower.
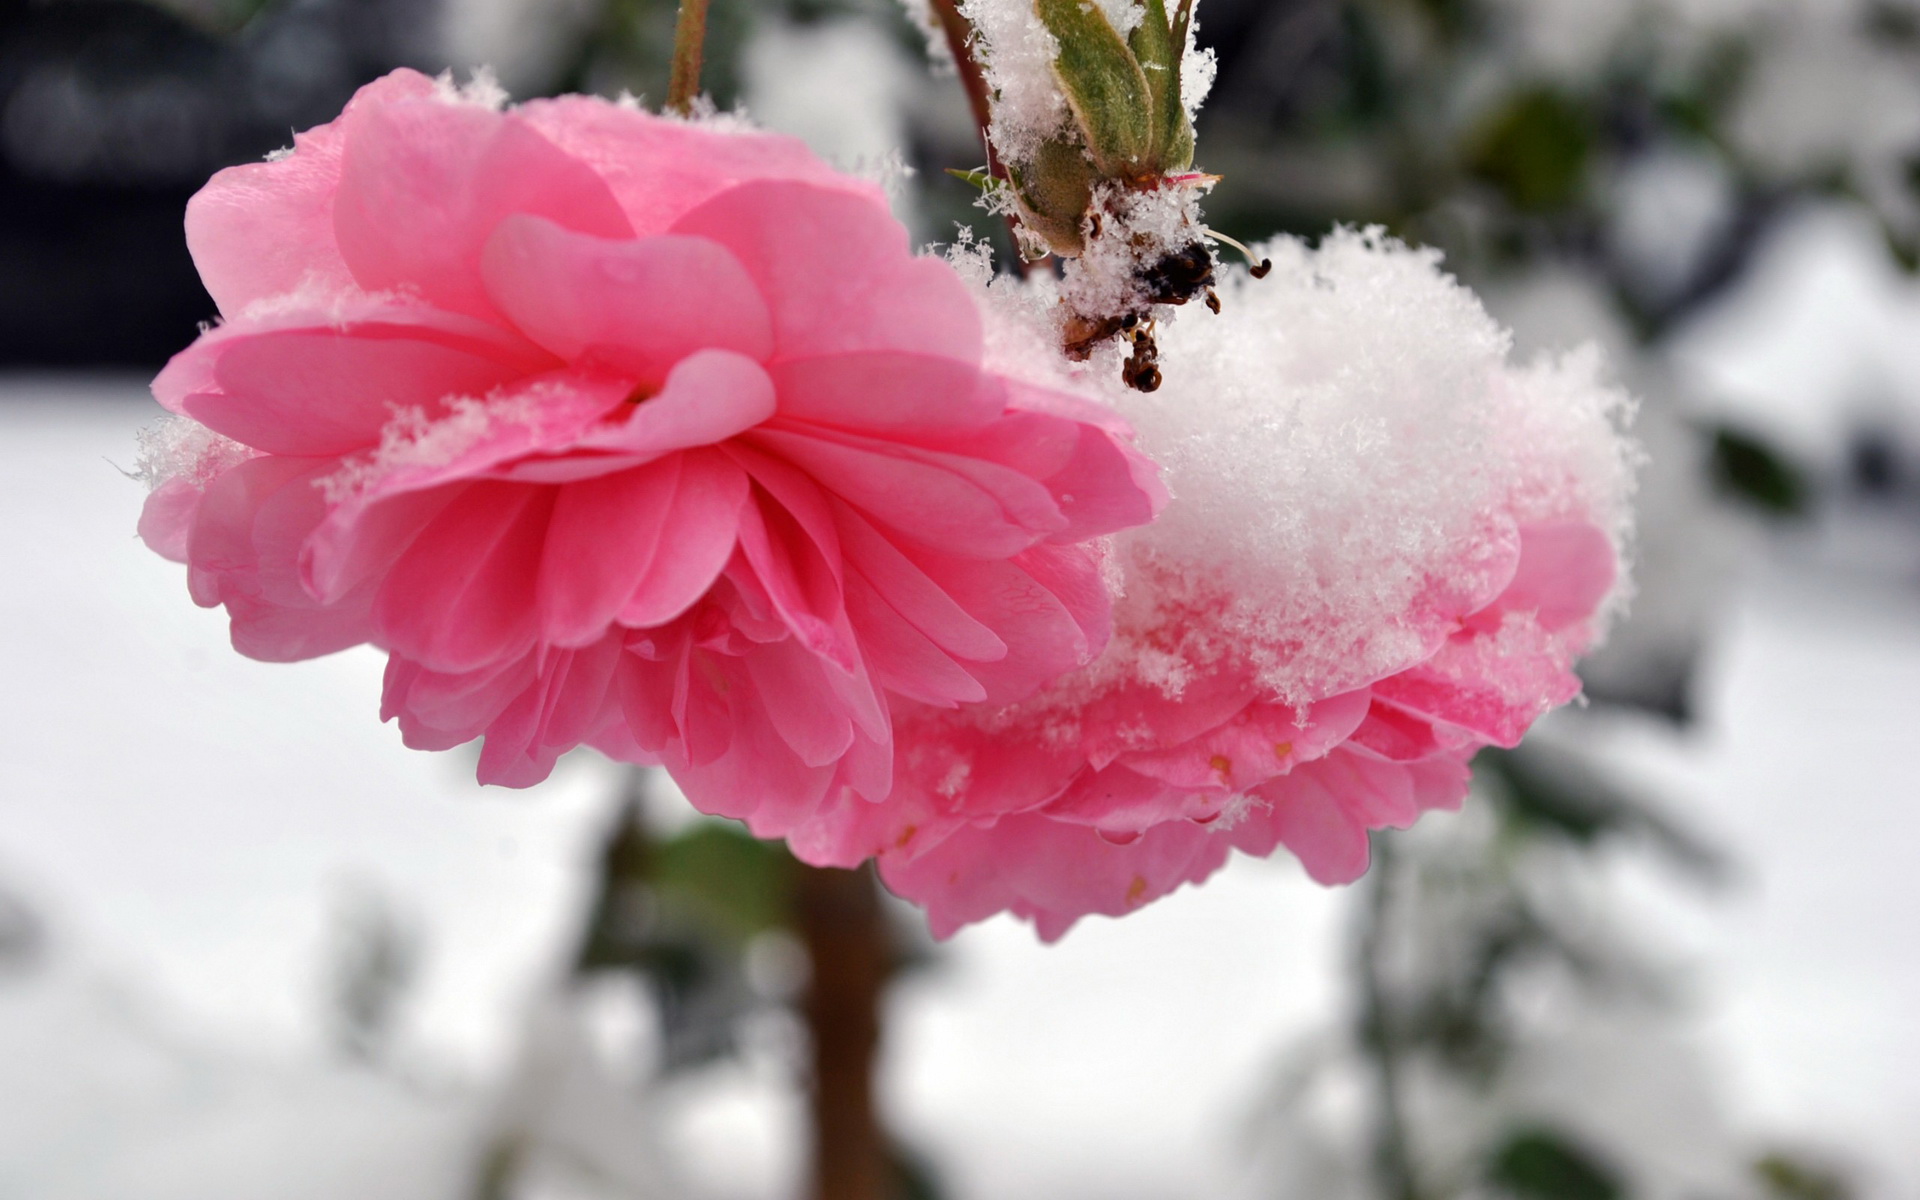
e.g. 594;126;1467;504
138;69;1162;843
854;520;1617;939
790;230;1638;939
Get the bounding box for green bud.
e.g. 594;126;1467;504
1009;136;1097;256
1034;0;1156;179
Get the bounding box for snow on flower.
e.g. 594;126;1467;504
136;68;1164;848
813;229;1638;939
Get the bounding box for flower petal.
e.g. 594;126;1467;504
187;326;533;457
334;98;633;323
671;180;981;362
373;482;554;673
185;71;443;316
517;94;872;236
614;449;751;628
481;217;773;385
768;353;999;436
751;425;1064;558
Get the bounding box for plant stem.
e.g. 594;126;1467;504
928;0;997;175
795;863;892;1200
666;0;711;116
1358;836;1424;1200
927;0;1039;270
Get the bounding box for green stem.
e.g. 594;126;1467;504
666;0;712;116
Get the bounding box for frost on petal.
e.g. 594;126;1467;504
865;228;1637;938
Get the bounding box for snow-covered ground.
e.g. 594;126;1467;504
0;378;1915;1198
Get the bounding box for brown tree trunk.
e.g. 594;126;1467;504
794;863;891;1200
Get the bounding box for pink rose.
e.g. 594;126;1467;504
856;521;1616;939
138;69;1162;844
793;225;1638;939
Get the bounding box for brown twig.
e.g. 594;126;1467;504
928;0;998;177
926;0;1038;269
795;863;892;1200
666;0;711;116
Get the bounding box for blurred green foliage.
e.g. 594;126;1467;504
1467;89;1591;213
1710;425;1812;518
1487;1127;1625;1200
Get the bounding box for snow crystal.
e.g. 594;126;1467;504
432;67;509;111
133;416;253;491
1059;179;1210;329
970;226;1637;710
1178;18;1215;123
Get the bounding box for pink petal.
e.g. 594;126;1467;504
305;369;631;590
660;654;838;832
475;635;626;787
138;478;203;564
481;218;773;385
1119;689;1373;793
733;484;854;672
153;294;549;421
537;461;683;646
880;815;1230;942
750;425;1064;558
1042;763;1200;838
334;99;633;323
186;456;376;662
937;404;1164;542
832;502;1005;664
383;653;537;751
1237;766;1374;886
768;353;999;436
907;544;1102;706
741;636;856;767
670;180;981;362
301;484;466;606
840;570;988;706
572;349;778;461
615;449;751;628
891;701;1084;819
516;95;874;236
373;482;554;673
187;326;532;456
1490;520;1617;631
184;70;442;316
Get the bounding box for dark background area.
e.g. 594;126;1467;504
0;0;436;364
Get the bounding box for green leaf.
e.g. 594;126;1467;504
652;821;795;942
1467;88;1592;212
1487;1127;1623;1200
945;166;996;191
1034;0;1156;178
1755;1151;1854;1200
1128;0;1194;171
1709;424;1810;517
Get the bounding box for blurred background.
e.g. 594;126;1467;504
2;0;1918;1196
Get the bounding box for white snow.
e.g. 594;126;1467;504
984;227;1637;706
